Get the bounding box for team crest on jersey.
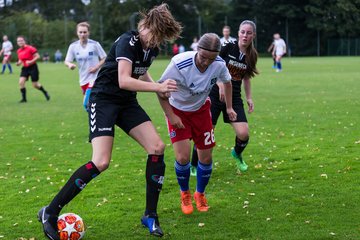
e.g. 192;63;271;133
89;51;94;56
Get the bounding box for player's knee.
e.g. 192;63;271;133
92;157;111;172
175;154;190;164
237;132;249;141
199;156;212;164
236;126;249;140
151;140;165;155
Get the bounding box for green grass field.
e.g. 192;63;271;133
0;57;359;240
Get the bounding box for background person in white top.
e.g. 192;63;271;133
65;22;107;110
0;35;13;74
272;33;286;72
220;25;236;45
190;37;198;51
157;33;236;215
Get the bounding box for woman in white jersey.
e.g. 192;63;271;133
0;35;13;74
158;33;236;215
272;33;286;72
65;22;107;110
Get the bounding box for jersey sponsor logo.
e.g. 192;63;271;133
188;77;217;96
134;67;148;75
228;59;247;69
189;87;212;96
227;60;247;81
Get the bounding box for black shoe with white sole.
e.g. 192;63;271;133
37;206;60;240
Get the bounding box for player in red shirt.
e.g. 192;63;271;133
16;36;50;103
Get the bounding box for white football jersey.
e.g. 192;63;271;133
2;40;13;55
274;38;286;56
65;39;107;86
159;51;231;112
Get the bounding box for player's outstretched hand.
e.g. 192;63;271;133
227;108;237;122
159;79;177;93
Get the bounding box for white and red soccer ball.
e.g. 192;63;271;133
57;213;85;240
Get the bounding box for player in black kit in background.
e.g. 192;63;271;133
38;4;182;239
191;20;259;175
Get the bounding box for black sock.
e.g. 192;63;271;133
20;88;26;101
145;154;165;216
38;86;46;94
47;161;100;216
191;144;199;167
38;86;49;97
234;137;249;156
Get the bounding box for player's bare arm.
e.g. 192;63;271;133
157;95;184;129
223;81;237;121
217;82;225;102
65;61;77;70
26;52;40;65
88;57;106;73
243;77;254;113
118;60;177;93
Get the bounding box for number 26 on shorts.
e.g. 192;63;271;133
204;129;215;146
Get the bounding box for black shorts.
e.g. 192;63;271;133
210;93;247;125
88;93;151;142
20;64;39;82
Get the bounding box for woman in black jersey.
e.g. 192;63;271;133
191;20;259;174
38;4;182;239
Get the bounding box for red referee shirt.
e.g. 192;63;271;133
17;45;38;67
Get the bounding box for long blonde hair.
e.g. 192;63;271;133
138;3;182;48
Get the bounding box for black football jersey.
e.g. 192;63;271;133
92;31;159;97
220;41;248;81
211;41;248;98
